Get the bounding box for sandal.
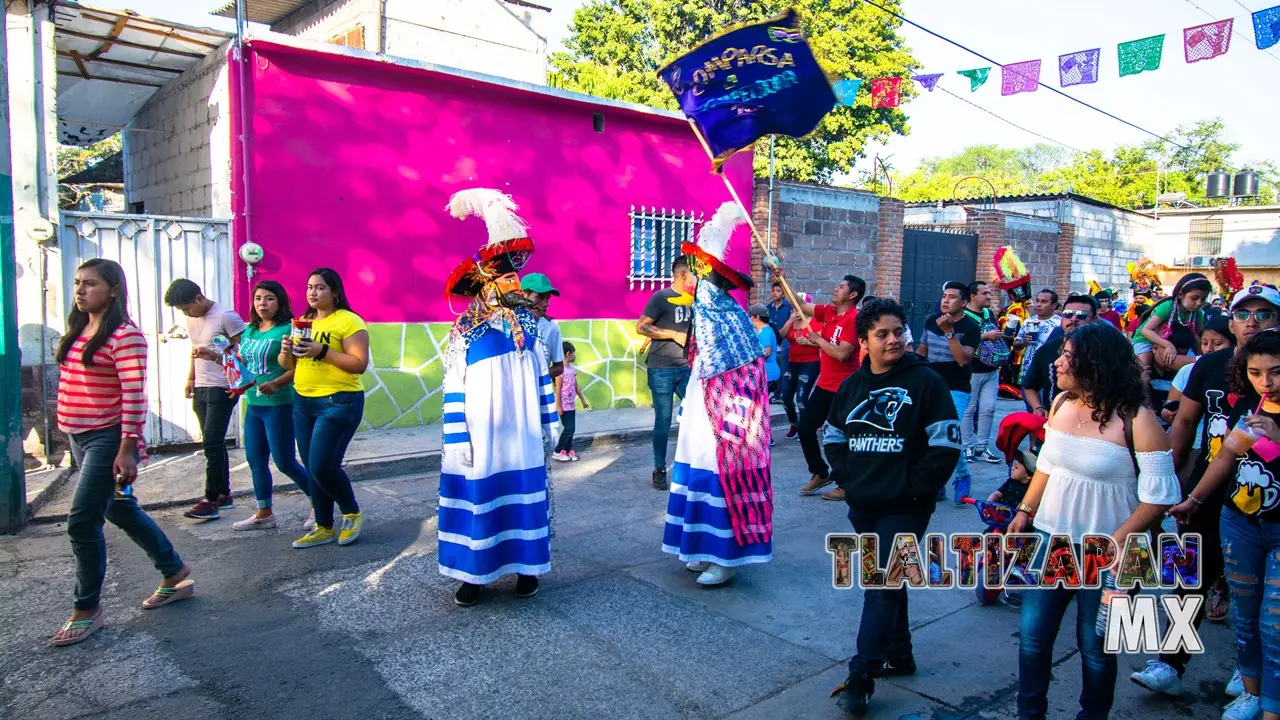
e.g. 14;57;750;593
49;609;105;647
142;566;194;609
142;579;194;609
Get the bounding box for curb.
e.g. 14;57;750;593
31;410;790;524
26;466;77;519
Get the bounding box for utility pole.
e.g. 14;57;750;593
0;10;27;532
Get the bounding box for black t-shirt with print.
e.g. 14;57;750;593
1181;347;1236;506
1224;397;1280;521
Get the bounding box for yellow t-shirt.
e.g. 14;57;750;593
294;309;368;397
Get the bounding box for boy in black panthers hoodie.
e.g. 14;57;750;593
823;299;961;716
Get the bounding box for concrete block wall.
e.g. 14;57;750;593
752;181;882;304
272;0;376;42
383;0;548;84
996;198;1151;297
123;44;232;217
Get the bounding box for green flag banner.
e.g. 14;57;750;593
1117;34;1165;76
956;67;990;92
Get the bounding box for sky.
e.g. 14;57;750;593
92;0;1279;179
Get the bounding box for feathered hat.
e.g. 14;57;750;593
443;189;535;298
1212;257;1244;299
993;246;1032;302
1127;258;1164;298
681;202;753;292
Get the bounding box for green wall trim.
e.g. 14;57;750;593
358;319;654;431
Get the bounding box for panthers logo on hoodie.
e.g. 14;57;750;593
846;387;912;432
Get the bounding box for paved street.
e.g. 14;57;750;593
0;412;1238;719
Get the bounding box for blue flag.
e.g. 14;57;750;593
659;9;836;172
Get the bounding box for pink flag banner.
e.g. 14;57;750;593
1184;19;1233;63
1254;5;1280;50
913;73;943;91
1058;49;1101;87
870;77;903;108
1001;59;1041;95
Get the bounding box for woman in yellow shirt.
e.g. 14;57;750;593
280;268;370;549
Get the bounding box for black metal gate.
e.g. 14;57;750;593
898;227;979;337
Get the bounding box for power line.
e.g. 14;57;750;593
1183;0;1280;62
934;86;1084;154
857;0;1192;152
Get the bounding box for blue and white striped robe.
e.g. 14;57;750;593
439;317;556;584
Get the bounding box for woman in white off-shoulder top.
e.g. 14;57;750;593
1007;323;1182;720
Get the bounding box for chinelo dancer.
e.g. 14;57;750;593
438;188;557;607
661;202;773;587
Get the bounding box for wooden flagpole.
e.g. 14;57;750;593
685;119;810;328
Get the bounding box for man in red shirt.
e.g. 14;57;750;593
780;272;865;502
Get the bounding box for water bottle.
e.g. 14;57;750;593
1096;570;1118;637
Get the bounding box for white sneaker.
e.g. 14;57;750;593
1222;692;1261;720
696;564;737;586
1225;668;1243;698
685;561;710;573
1129;659;1182;696
552;451;571;462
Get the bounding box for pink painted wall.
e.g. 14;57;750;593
230;41;755;323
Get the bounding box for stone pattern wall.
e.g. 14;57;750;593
122;47;231;217
360;319;651;430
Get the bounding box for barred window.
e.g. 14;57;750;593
629;206;702;290
1187;218;1223;256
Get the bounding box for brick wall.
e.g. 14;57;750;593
753;181;882;304
1004;213;1064;299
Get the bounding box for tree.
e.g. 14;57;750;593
890;118;1276;209
57;134;122;209
549;0;919;182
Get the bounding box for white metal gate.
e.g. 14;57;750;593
59;212;238;448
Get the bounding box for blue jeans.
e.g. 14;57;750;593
774;345;790;397
1018;534;1115;719
647;366;690;469
1221;506;1280;714
846;508;931;676
244;403;312;509
783;359;819;426
294;392;363;528
67;426;184;610
949;390;973;499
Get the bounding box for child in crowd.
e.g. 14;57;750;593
987;449;1035;509
553;341;589;462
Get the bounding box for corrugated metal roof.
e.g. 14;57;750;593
905;191;1144;216
210;0;311;26
52;1;231;145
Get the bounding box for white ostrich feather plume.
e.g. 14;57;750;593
697;202;748;261
446;188;529;246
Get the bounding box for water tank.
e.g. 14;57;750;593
1206;170;1231;198
1233;170;1259;197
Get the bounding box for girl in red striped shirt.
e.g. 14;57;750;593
49;259;193;647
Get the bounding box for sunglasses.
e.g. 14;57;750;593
1061;310;1092;320
1232;309;1278;322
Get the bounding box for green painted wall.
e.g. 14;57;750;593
358;319;653;430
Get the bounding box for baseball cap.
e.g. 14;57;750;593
520;273;560;296
1230;284;1280;311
